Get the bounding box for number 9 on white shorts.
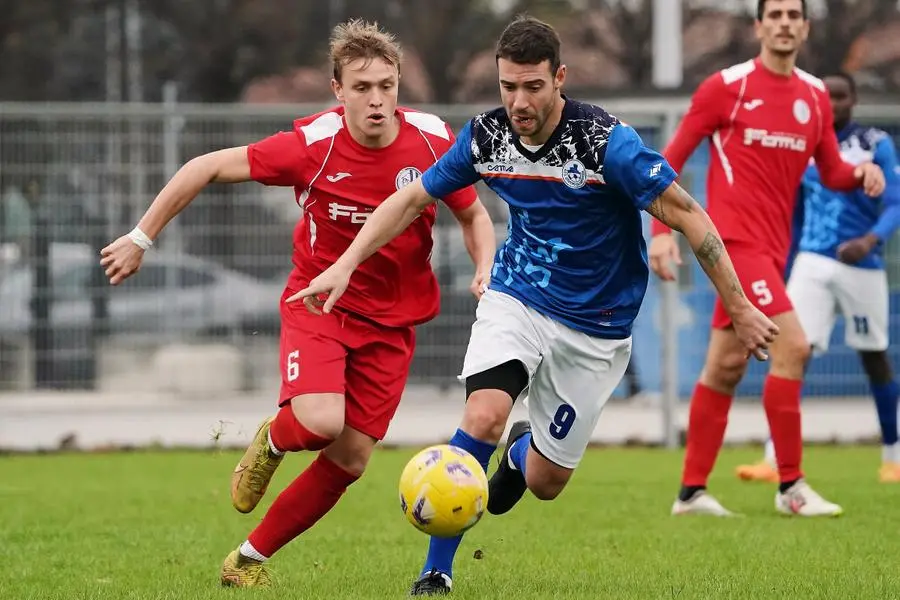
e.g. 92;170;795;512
460;289;632;469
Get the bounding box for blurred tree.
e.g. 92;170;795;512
571;0;759;89
799;0;898;83
0;0;100;100
145;0;327;102
338;0;533;103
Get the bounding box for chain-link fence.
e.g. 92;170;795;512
2;99;900;422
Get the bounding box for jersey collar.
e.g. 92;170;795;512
511;95;572;163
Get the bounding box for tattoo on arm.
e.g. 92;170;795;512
646;183;696;228
696;232;746;300
646;197;666;224
696;232;723;268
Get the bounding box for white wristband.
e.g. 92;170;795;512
127;227;154;251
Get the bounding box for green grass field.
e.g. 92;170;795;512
3;446;899;600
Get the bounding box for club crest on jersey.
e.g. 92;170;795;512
395;167;422;190
562;159;587;189
793;99;811;125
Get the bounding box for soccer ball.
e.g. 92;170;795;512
398;444;489;538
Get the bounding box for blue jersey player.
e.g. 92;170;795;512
293;16;778;594
737;72;900;484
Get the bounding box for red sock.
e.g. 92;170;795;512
763;375;803;483
269;405;332;452
682;383;733;487
248;453;359;557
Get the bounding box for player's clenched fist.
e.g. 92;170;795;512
100;234;146;285
648;233;682;281
731;304;780;362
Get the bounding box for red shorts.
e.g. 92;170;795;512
711;243;793;329
278;288;416;440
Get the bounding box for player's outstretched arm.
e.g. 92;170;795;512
100;146;252;285
287;179;437;314
646;182;780;360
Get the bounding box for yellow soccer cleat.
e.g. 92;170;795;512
231;417;284;513
735;460;779;483
220;548;272;588
879;462;900;483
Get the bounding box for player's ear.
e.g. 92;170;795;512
799;19;810;43
331;78;344;103
555;64;566;90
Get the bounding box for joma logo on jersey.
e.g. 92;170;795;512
743;128;807;152
328;202;371;224
487;164;514;173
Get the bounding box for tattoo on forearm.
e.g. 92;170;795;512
729;275;745;299
696;232;745;299
696;232;723;268
647;184;697;228
646;197;666;224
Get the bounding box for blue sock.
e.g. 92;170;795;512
871;380;899;446
420;429;496;579
509;432;531;477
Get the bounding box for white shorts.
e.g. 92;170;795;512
787;251;889;353
460;289;632;469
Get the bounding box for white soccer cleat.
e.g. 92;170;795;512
775;480;843;517
671;491;736;517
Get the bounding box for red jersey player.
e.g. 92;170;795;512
649;0;885;518
99;20;496;587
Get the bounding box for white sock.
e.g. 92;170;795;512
764;438;777;467
267;429;284;456
882;443;899;464
239;540;269;562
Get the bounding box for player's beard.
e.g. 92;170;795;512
509;103;552;139
509;112;538;136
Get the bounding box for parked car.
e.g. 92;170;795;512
0;243;282;339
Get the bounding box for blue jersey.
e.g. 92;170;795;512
794;122;900;270
422;98;676;339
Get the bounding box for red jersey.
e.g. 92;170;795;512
248;106;477;328
652;58;858;265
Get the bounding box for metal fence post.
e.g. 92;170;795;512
659;107;681;449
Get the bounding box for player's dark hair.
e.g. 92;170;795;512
756;0;807;20
822;71;857;97
495;15;561;75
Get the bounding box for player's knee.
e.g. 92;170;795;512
461;361;528;442
460;392;511;443
702;352;748;392
291;394;344;442
526;474;567;501
771;332;812;373
860;350;894;385
322;427;377;477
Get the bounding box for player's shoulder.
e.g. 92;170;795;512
397;106;452;142
858;124;891;148
292;106;345;147
711;59;757;87
469;106;509;134
563;98;623;146
792;67;827;93
565;98;620;128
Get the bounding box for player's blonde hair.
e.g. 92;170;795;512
329;19;402;82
